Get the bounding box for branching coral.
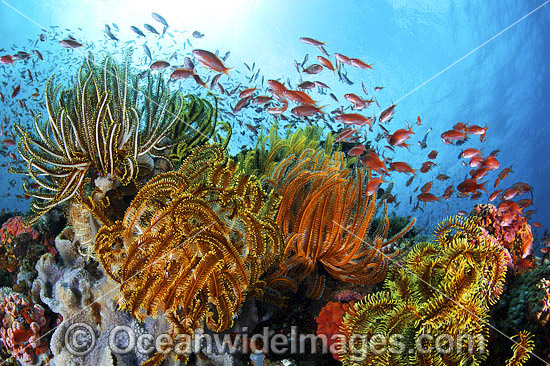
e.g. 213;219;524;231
337;215;512;366
94;145;283;365
265;148;415;299
12;54;185;224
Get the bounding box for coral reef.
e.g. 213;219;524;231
493;262;550;362
0;290;53;365
94;145;284;365
316;301;354;359
32;227;172;366
0;216;55;290
266;148;415;299
470;203;534;271
337;215;512;366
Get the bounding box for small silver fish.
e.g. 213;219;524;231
192;31;204;38
104;24;118;41
143;24;159;35
184;57;194;70
143;44;152;60
131;26;146;37
152;12;168;30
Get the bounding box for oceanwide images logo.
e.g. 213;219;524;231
64;322;487;360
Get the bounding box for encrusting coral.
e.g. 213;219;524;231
336;215;515;366
265;148;415;299
94;145;284;365
0;290;54;365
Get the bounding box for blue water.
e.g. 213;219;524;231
0;0;548;238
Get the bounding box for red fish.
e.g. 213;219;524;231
481;155;499;170
348;145;365;157
389;127;414;148
470;167;490;180
457;179;486;194
489;190;501;202
465;124;487;142
303;64;323;74
436;174;449;181
350;58;373;70
344;93;367;109
365;176;385;196
417;192;439;202
469;155;484;168
389;162;416;175
442;185;454;200
428;150;438;159
498;166;513;180
317;56;334;71
170;68;194;80
300;37;325;46
417;116;422;126
335;128;357;143
532;222;542;228
192;49;231;74
502;186;520;201
150;60;169;70
0;92;4;102
360;152;387;174
379;104;396;123
420;161;436;173
283;90;317;105
0;55;13;65
335;113;373;127
233;98;250;113
239;88;257;99
453;122;467;131
460;148;481;159
267;80;287;95
441;129;466;144
11;85;20;98
267;101;288;115
298;81;316;90
253;96;272;105
406;176;415;187
334;53;352;65
2;138;15;146
421;182;433;193
291;104;324;117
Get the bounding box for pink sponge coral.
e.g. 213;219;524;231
0;292;53;364
316;301;354;359
471;203;534;271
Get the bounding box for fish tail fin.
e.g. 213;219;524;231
480;181;487;192
412;169;417;176
223;67;233;75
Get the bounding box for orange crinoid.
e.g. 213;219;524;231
266;148;415;298
94;145;283;365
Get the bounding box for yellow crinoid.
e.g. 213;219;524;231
337;215;513;366
265;148;415;299
94;145;283;365
13;54;185;223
